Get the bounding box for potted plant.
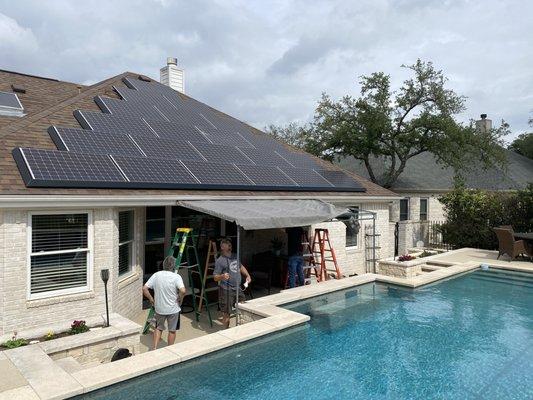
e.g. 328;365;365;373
271;237;283;256
397;254;415;262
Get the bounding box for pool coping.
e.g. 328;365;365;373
3;257;531;399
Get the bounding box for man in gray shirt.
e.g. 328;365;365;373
213;238;251;329
143;256;186;350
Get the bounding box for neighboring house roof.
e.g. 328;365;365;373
0;69;396;199
337;150;533;192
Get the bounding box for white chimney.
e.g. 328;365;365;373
476;113;492;133
160;57;185;93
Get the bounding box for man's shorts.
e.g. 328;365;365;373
154;312;180;332
218;286;245;314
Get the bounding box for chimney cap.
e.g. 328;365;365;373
167;57;178;66
480;113;487;119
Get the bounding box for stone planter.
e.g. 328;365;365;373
376;259;422;279
37;313;141;365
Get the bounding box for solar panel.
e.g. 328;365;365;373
48;127;144;157
112;156;198;185
13;148;126;186
316;170;365;191
74;110;157;137
237;147;292;167
197;126;254;147
145;120;210;142
182;161;252;186
131;137;204;161
236;164;297;187
13;75;367;193
280;167;334;188
95;96;165;121
275;150;321;168
190;142;254;165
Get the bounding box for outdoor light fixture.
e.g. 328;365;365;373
100;269;110;327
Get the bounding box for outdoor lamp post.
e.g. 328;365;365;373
100;269;110;327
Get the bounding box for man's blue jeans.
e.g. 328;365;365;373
288;255;305;288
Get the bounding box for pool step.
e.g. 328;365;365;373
469;272;533;289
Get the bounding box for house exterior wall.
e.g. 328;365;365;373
0;207;144;336
311;202;392;276
390;193;446;222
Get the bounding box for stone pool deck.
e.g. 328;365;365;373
0;248;531;400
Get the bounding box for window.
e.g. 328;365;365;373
29;213;91;298
119;210;135;276
400;198;410;221
343;206;360;248
419;198;428;221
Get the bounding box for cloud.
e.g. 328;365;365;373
0;12;38;53
0;0;531;139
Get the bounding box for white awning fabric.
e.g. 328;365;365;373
178;199;347;230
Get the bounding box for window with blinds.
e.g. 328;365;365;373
119;210;134;276
343;206;360;247
30;213;90;297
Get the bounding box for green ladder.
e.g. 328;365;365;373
142;228;213;334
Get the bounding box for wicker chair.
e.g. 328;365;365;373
493;228;527;261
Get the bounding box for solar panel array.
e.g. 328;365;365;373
13;77;366;192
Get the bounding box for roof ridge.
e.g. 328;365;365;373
0;72;134;137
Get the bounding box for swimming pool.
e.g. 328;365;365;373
79;268;533;399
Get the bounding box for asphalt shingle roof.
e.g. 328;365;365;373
337;150;533;192
0;69;396;198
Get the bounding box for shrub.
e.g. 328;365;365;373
2;332;28;349
69;320;89;335
439;183;533;250
397;254;416;262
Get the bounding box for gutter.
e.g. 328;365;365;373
0;194;401;208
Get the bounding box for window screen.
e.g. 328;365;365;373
419;198;428;221
30;214;89;296
119;210;134;276
343;206;360;247
400;199;409;221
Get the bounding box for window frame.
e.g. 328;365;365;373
419;198;429;221
344;206;360;250
27;210;93;300
399;198;410;221
118;209;135;278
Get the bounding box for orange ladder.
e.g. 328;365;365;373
198;240;218;311
312;228;342;281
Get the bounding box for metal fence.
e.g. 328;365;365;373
415;220;452;250
395;220;452;255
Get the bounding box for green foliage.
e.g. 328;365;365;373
509;132;533;160
44;331;57;341
439;184;533;249
2;332;28;349
266;60;508;188
69;320;89;335
2;338;28;349
418;250;435;258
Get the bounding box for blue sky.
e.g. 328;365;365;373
0;0;531;140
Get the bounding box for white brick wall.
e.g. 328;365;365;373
114;207;144;320
311;202;391;276
390;193;446;222
0;207;144;336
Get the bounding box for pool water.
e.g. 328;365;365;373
80;269;533;400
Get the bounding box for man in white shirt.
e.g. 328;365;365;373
142;255;186;350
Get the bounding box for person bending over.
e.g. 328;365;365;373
142;255;186;350
213;238;251;329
